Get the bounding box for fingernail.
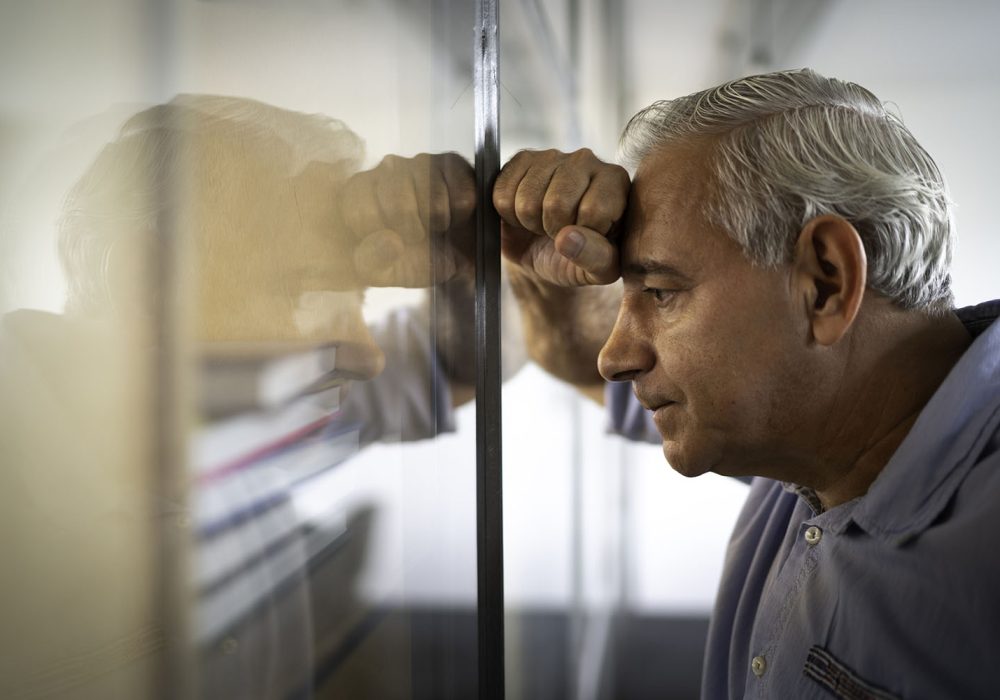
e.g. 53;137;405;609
561;230;584;259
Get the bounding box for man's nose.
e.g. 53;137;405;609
597;305;653;383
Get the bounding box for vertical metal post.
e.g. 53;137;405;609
474;0;504;698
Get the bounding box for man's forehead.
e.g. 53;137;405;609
633;138;714;201
622;141;716;274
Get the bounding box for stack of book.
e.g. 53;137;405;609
189;344;373;697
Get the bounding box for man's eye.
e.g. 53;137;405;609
642;287;677;306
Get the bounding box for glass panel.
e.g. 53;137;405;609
499;2;1000;699
1;1;480;698
497;2;748;699
498;3;621;698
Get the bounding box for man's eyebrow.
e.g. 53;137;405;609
621;259;693;282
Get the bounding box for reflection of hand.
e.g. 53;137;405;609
493;149;629;286
336;152;475;287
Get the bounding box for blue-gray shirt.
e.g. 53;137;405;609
608;301;1000;699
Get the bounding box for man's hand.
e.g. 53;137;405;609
335;152;476;288
493;148;630;286
333;152;479;400
492;149;630;399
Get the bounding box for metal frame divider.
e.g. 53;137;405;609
474;1;504;698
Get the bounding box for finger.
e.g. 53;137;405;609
554;225;620;285
338;170;385;238
493;150;535;226
375;156;424;244
513;154;560;235
438;153;476;231
500;220;536;263
410;155;441;232
576;164;630;235
541;164;591;239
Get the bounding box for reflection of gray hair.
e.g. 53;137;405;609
619;68;954;312
59;96;363;315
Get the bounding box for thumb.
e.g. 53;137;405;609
554;226;620;285
354;229;404;282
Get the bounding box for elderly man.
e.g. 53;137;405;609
495;69;999;698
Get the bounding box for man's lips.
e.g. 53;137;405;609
634;387;679;429
634;388;676;413
649;402;679;436
651;401;677;418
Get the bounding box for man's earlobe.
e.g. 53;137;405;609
793;215;867;346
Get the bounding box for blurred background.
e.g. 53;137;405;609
2;1;998;698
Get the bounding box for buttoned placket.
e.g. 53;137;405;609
745;513;827;697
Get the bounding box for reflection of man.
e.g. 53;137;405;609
497;69;1000;697
60;95;476;379
0;95;478;699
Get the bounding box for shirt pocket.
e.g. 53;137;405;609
802;645;900;700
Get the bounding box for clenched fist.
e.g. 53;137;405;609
493;148;630;286
336;152;476;287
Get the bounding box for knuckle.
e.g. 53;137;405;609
514;195;541;229
543;191;575;221
576;199;598;220
429;198;450;226
379;153;403;169
493;189;514;215
519;148;559;167
440;151;465;167
493;168;510;190
577;200;612;228
454;187;477;215
609;165;631;190
351;169;375;191
507;149;532;167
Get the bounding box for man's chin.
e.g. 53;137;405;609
661;440;713;479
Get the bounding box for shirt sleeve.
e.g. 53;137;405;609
605;381;660;444
339;306;456;447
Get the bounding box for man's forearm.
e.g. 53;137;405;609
506;263;620;394
429;271;532;406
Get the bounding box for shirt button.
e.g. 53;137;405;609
751;655;767;677
804;525;823;546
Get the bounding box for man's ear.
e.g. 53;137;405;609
793;215;867;346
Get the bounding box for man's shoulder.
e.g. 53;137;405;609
849;302;1000;543
955;298;1000;338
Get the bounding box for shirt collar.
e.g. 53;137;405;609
845;301;1000;545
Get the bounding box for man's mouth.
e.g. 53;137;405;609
634;386;675;413
650;402;679;437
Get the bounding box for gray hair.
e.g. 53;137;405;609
618;68;954;312
59;95;364;316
